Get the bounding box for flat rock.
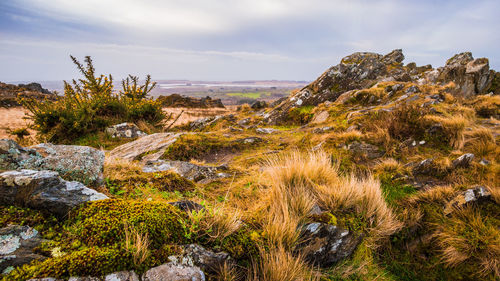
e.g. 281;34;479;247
0;139;105;186
108;133;183;162
142;262;205;281
256;128;278;134
0;225;46;273
143;160;230;182
0;169;108;218
104;271;140;281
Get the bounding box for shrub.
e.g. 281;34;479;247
21;56;165;143
288;106;315;124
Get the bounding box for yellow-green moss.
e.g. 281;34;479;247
68;199;187;248
105;171;195;194
288;105;315;124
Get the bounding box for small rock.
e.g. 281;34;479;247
347;141;384;159
296;222;363;267
233;137;263;144
169;200;205;213
228;126;243;132
256;128;278;134
0;225;46;272
412;158;435;176
143;160;229;182
237;118;250;126
0;170;108;218
479;159;490;166
250;100;268;110
405;85;420;94
142;262;205;281
310;111;329;124
68;277;100;281
452;153;474;169
105;271;140;281
444;186;492;215
105;123;147;138
170;244;232;274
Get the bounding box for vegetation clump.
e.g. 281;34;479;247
21;56;165;143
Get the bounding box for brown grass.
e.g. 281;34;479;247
188;205;242;242
425;114;470;149
124;222;151;266
250;246;319;281
434;206;500;278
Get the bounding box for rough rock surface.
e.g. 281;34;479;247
104;271;140;281
347;141;384;159
250;100;268;110
189;116;224;131
444;186;492;215
452;153;474;169
256;128;278;134
108;133;183;162
0;140;105;186
0;169;108;218
143;160;230;182
437;52;494;96
142;262;205;281
105;123;147;139
169;244;232;274
68;277;100;281
0;225;46;273
411;158;435;176
296;222;363;267
265;49;407;124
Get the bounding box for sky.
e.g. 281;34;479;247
1;0;499;82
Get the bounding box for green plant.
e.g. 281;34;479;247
21;56;165;143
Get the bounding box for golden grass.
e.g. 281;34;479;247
188;205;242;242
103;157;143;180
250;246;319;281
425;114;470;149
434;206;500;278
124;222;151;266
374;158;406;174
258;151;401;248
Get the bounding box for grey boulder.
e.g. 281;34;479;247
0;225;46;273
142;262;205;281
0;169;108;218
105;123;147;139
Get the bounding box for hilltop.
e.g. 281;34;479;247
0;50;499;281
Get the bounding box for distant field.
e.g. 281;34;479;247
226;92;272;99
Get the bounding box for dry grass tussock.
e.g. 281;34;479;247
374;158;407;175
425;114;470;149
187;204;242;242
258;150;401;248
103;157;143;180
434;206;500;278
250;246;320;281
124;222;151;266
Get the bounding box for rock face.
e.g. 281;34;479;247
0;169;108;218
265;49;407;124
437;52;494;97
0;225;46;273
143;160;230;182
108;133;183;162
170;244;232;274
142;262;205;281
296;222;363;267
105;123;147;139
0;139;105;186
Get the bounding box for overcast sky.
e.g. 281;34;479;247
1;0;499;82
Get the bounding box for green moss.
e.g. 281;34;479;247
0;205;60;239
74;132;131;150
161;133;249;161
288;105;315;124
68;199;187;248
105;171;195;195
380;177;417;206
208;226;260;265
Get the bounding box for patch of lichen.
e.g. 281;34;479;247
67;199;187;248
288;105;315;124
105;170;195;194
161;133;246;161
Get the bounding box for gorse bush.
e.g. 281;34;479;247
22;56;165;142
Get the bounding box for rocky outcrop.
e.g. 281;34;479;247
0;82;57;108
143;160;230;182
0;140;105;186
157;94;224;108
108;133;183;162
296;222;363;267
0;169;108;218
142;262;205;281
105;123;147;139
436;52;494;97
0;225;46;273
264;49;408;124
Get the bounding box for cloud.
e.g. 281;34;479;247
1;0;499;81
